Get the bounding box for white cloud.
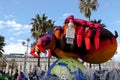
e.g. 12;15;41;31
3;43;31;54
0;19;31;36
10;37;14;40
6;20;22;30
17;39;24;43
6;20;31;34
0;19;31;31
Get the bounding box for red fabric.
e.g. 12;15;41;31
77;26;84;47
94;28;101;49
94;23;102;28
74;18;86;26
85;29;92;50
86;21;94;28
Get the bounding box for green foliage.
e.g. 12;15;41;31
0;73;14;80
30;13;55;41
79;0;99;20
0;35;5;57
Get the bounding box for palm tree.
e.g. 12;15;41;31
0;35;5;57
30;13;55;67
31;14;55;40
79;0;99;21
0;56;7;71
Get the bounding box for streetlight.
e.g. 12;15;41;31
22;38;30;73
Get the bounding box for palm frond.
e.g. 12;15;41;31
90;0;99;10
30;13;55;40
79;0;99;20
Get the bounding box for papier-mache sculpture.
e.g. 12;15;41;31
30;15;118;80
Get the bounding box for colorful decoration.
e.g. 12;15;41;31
30;46;40;58
30;15;118;64
47;57;87;80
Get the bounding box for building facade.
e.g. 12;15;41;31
2;54;120;75
3;54;57;75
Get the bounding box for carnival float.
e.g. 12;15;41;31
30;15;118;80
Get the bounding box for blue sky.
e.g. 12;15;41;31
0;0;120;61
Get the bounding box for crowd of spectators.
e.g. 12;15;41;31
0;69;28;80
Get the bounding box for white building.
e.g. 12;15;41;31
2;54;120;75
3;53;57;75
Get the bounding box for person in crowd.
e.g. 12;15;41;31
13;69;18;80
21;72;28;80
17;71;23;80
8;76;12;80
17;71;28;80
0;72;2;80
4;77;9;80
